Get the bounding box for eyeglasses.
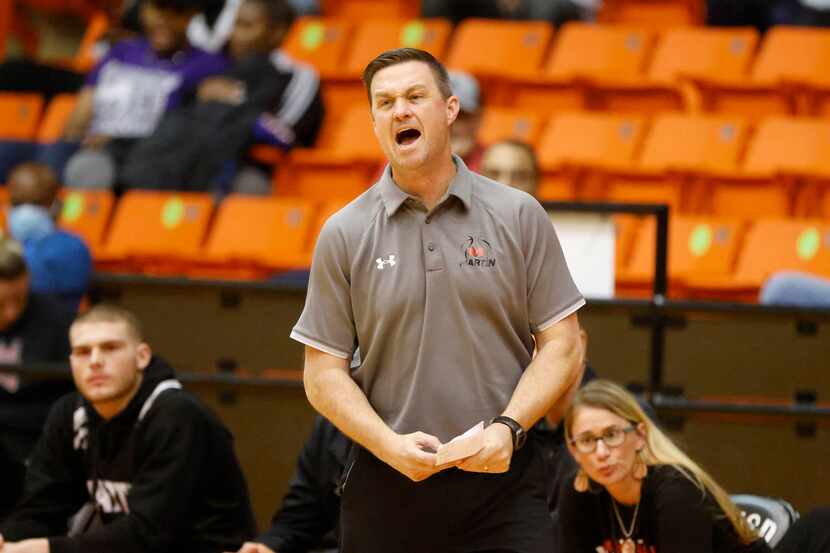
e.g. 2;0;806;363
570;425;637;454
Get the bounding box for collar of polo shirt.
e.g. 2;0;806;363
379;155;474;217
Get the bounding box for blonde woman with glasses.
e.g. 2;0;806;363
558;379;770;553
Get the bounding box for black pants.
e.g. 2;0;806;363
340;436;555;553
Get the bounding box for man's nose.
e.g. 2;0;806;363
89;348;103;366
392;98;413;119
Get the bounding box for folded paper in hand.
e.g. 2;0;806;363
435;421;485;465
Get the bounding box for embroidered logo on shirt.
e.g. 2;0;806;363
376;255;397;270
460;236;496;268
87;479;132;513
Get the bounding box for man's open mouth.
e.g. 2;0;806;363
395;128;421;146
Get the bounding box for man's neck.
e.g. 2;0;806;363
391;154;457;211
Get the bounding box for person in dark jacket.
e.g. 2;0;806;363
121;0;324;195
0;304;256;553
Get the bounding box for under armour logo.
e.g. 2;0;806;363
376;255;397;270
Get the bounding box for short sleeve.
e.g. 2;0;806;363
520;198;584;332
84;41;122;86
290;218;356;359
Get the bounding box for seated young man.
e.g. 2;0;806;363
0;304;256;553
120;0;324;194
56;0;229;190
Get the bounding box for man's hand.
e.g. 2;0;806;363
456;422;513;474
228;542;276;553
198;77;246;104
0;537;49;553
381;431;453;482
81;134;111;149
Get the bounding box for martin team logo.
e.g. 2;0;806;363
460;236;496;268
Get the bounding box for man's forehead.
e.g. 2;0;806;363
371;61;439;97
70;320;133;343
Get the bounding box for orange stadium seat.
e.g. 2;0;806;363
699;27;830;119
602;114;750;214
307;198;350;255
70;10;109;72
58;189;114;258
321;0;420;19
281;18;354;79
700;117;830;218
199;196;316;278
598;0;704;26
592;27;759;115
477;108;545;148
446;19;553;105
687;219;830;301
99;191;214;274
617;215;746;297
512;23;655;115
276;103;379;201
0;93;44;140
536;112;647;202
36;94;77;143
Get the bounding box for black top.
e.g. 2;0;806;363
558;464;772;553
259;415;348;553
0;356;257;553
0;293;74;435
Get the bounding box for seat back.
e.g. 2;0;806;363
743;117;830;177
640;114;749;173
731;494;799;548
0;93;44;141
281;17;353;78
648;27;759;84
477;108;545;148
538;112;646;171
37;94;77;143
547;23;654;82
58;189;114;256
752;26;830;85
103;191;213;263
204;196;316;270
446;19;553;78
734;219;830;285
343;19;452;77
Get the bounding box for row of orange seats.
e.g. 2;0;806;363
271;105;830;219
0;189;344;280
615;215;830;301
1;186;823;303
318;0;704;26
7;91;830;221
283;18;830;120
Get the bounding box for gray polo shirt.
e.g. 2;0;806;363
291;157;584;442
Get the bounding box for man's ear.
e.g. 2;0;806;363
136;343;152;371
446;95;460;126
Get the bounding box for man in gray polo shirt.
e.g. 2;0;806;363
291;47;584;553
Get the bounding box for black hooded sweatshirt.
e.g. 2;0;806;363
0;356;257;553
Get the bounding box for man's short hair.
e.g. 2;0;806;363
0;238;27;281
243;0;295;26
72;304;145;342
8;162;60;208
362;48;452;105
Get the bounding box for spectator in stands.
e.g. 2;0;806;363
55;0;229;191
447;70;485;172
422;0;598;25
759;272;830;308
770;0;830;26
120;0;324;195
559;379;771;553
0;304;257;553
480;139;539;197
0;238;74;521
7;163;92;312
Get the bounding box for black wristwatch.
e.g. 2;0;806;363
490;415;527;451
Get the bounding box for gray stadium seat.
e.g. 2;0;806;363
732;494;800;548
